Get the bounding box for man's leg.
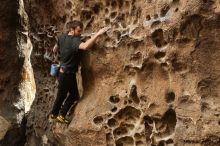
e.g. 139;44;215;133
59;73;79;118
51;73;68;116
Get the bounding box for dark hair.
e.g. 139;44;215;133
66;20;83;31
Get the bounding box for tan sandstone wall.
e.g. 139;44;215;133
23;0;220;146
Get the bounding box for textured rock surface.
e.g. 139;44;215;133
1;0;219;145
0;0;34;145
0;116;11;140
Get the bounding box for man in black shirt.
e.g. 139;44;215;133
50;20;110;123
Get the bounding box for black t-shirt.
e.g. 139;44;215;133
58;34;82;72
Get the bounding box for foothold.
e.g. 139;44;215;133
109;95;120;104
165;91;175;103
93;116;104;125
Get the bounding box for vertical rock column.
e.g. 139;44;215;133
0;0;35;145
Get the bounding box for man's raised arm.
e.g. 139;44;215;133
79;27;110;50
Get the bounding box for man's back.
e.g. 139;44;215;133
58;34;81;72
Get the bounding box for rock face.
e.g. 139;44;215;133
0;0;35;145
2;0;220;146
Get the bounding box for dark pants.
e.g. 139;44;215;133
51;72;79;117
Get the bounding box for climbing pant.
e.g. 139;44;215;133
51;72;79;117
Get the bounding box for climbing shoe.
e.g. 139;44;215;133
56;115;70;124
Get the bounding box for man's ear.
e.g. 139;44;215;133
70;28;75;35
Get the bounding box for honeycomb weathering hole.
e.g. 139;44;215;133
111;106;117;112
165;91;175;103
113;126;129;136
166;139;174;144
146;15;151;20
93;116;104;125
154;51;166;59
107;118;118;127
162;108;177;132
92;3;100;14
115;106;141;121
136;141;144;146
160;5;170;17
109;95;120;104
144;115;153;124
151;29;167;48
115;136;134;146
158;140;166;146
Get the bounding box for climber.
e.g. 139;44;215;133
50;20;110;124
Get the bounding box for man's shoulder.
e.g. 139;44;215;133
58;33;67;40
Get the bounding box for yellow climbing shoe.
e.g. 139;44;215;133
56;115;70;124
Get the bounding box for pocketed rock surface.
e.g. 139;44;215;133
1;0;220;146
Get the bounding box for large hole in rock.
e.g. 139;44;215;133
93;116;104;125
154;51;166;59
109;95;120;104
136;141;144;146
129;85;140;104
80;10;92;21
115;106;141;122
157;140;166;146
151;29;167;48
113;127;128;136
111;106;117;113
160;5;170;17
116;136;134;146
92;3;101;14
162;108;177;133
107;118;118;127
165;91;175;103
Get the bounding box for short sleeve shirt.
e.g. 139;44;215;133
58;34;82;72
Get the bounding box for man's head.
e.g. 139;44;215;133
66;20;83;36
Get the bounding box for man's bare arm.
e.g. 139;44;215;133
79;27;110;50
